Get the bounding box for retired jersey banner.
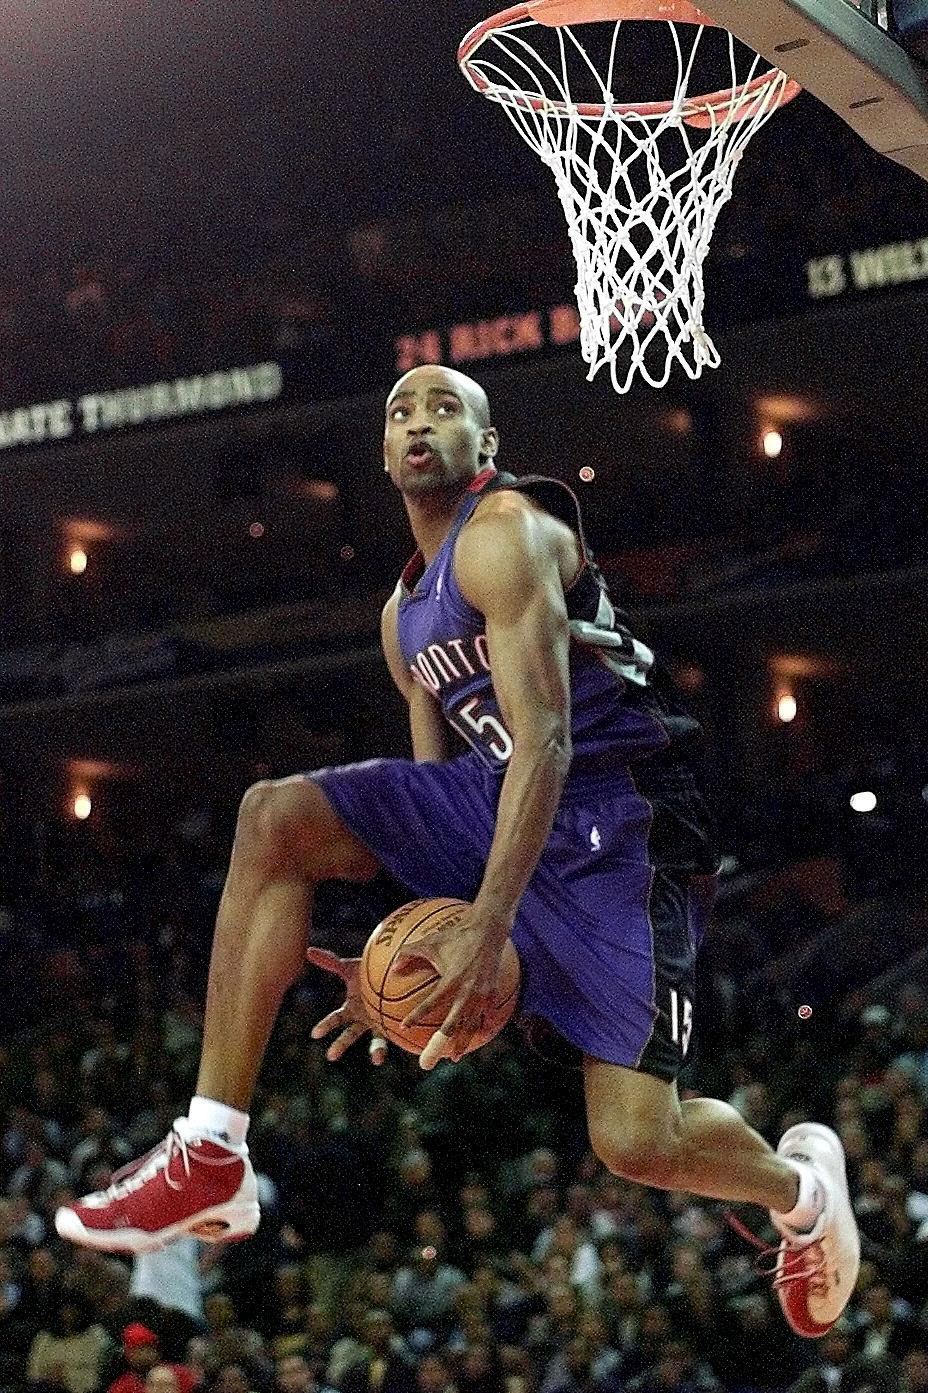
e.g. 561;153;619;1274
395;306;582;375
0;361;284;452
806;236;928;301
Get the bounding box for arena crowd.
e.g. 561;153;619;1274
1;859;927;1393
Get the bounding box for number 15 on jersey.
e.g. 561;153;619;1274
450;696;514;764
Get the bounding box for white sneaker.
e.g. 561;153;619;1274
770;1122;860;1337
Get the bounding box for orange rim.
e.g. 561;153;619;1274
458;1;801;125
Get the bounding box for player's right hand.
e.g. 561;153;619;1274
306;948;388;1066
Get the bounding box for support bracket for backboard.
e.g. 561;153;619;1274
702;0;928;182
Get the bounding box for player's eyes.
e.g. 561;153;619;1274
389;407;408;421
435;401;457;416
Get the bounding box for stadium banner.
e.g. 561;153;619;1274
395;306;580;375
806;236;928;301
395;235;928;374
0;361;284;452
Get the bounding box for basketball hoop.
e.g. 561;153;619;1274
458;0;801;393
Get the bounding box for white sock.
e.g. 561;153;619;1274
187;1096;250;1147
774;1159;825;1231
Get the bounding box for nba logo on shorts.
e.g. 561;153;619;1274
590;825;601;851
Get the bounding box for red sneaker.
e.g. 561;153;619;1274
770;1123;860;1338
54;1118;260;1254
724;1123;859;1340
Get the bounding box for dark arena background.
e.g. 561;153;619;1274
2;1;928;1391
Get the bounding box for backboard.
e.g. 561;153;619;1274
700;0;928;182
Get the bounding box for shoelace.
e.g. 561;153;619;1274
724;1210;828;1292
101;1128;191;1199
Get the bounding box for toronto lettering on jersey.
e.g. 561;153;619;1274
409;635;492;692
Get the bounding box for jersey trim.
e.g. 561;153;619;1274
398;467;656;686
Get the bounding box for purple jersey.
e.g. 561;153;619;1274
396;468;701;774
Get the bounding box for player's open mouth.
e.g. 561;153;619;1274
405;444;440;466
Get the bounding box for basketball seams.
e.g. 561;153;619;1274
374;977;519;1028
377;900;464;1001
360;899;464;1026
359;898;520;1054
361;897;446;997
361;898;428;998
375;902;461;1024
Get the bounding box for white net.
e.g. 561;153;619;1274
460;11;796;393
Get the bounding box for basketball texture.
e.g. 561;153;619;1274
360;898;521;1057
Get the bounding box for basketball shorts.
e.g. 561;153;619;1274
308;752;717;1082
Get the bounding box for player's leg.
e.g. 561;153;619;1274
55;775;381;1254
583;1061;860;1338
195;775;380;1111
516;780;859;1339
55;753;491;1255
582;1061;797;1209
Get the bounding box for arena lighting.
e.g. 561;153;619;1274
850;791;878;813
304;480;339;502
755;393;820;424
662;408;693;434
69;548;88;575
248;522;265;539
763;429;784;459
72;794;92;821
777;691;798;723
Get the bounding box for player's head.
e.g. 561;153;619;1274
384;365;499;498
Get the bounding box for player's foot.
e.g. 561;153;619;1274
769;1122;860;1338
54;1117;260;1253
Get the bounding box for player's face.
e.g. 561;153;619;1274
384;369;496;498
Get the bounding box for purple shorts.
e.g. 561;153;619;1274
309;752;716;1080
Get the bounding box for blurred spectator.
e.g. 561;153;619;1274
532;1217;600;1295
145;1372;183;1393
853;1282;921;1359
541;1335;621;1393
903;1349;928;1393
129;1239;205;1328
340;1311;416;1393
416;1354;457;1393
277;1352;336;1393
325;1303;373;1388
258;1263;311;1346
202;1293;269;1378
26;1290;113;1393
106;1323;161;1393
469;1264;532;1344
214;1367;259;1393
391;1246;467;1340
456;1342;506;1393
184;1340;211;1390
540;1312;621;1393
625;1339;720;1393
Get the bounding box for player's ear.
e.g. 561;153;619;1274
480;428;499;464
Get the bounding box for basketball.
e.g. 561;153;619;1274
360;898;521;1057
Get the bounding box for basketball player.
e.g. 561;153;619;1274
55;365;859;1339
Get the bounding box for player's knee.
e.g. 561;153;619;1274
235;778;316;862
236;780;277;843
590;1122;679;1188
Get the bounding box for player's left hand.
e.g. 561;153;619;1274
306;948;389;1066
395;906;511;1070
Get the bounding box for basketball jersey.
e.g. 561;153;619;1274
395;468;703;776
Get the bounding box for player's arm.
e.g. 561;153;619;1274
455;500;572;926
381;588;453;763
399;501;573;1069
